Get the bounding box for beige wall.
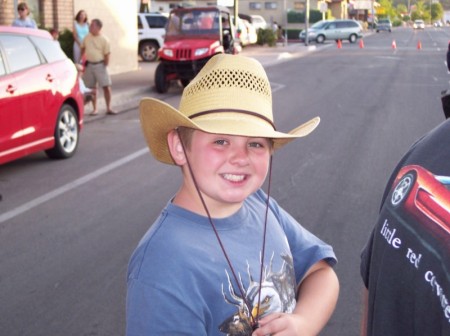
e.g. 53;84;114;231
75;0;138;75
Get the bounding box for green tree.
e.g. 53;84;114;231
379;0;397;18
431;2;444;22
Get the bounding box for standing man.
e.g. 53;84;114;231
81;18;116;116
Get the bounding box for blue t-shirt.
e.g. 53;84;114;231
127;189;336;335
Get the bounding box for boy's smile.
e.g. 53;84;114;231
173;130;272;217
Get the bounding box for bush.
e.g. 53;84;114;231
393;19;402;27
287;29;301;40
287;10;323;24
58;28;74;61
257;28;277;46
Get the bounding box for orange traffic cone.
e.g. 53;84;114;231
359;39;365;49
417;40;422;50
392;40;397;50
337;39;342;49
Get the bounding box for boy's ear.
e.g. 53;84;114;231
167;130;186;165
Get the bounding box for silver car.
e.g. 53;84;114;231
299;19;363;44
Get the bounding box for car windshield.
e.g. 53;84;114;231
166;9;221;36
379;19;390;24
310;21;328;29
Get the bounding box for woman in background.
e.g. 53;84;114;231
12;2;37;28
73;10;89;64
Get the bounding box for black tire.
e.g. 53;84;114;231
155;63;169;94
180;79;190;87
316;35;325;44
139;41;159;62
349;34;357;43
390;171;416;207
45;104;79;159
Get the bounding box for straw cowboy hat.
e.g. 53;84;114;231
140;54;320;164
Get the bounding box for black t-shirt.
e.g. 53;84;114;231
360;119;450;336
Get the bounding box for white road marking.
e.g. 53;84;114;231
0;148;148;224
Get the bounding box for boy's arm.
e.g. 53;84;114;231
253;260;339;336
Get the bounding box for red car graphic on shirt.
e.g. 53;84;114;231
390;165;450;237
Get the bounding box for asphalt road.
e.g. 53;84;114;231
1;26;449;336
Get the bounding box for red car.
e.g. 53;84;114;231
390;165;450;236
0;26;84;165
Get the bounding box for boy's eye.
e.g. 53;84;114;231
249;142;264;148
214;139;227;145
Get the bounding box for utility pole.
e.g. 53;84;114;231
305;0;310;46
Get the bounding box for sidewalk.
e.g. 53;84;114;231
88;42;317;117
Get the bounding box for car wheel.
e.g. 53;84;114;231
139;41;159;62
45;104;79;159
316;35;325;44
390;171;416;207
155;63;169;94
349;34;357;43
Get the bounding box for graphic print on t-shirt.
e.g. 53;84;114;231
376;164;450;331
218;253;296;335
389;164;450;244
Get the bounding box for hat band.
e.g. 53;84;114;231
189;109;276;130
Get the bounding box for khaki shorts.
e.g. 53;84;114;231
83;62;112;88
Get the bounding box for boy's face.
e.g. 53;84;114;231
180;130;272;213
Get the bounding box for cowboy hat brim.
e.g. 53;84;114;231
140;97;320;164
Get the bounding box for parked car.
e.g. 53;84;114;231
250;14;267;31
376;18;392;32
0;26;84;165
413;19;425;29
138;12;168;62
234;16;257;47
299;19;363;44
434;20;443;27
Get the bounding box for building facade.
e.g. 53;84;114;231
0;0;137;75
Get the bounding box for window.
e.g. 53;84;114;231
30;36;67;63
249;2;262;10
0;35;40;73
294;2;305;10
0;52;6;76
145;15;168;29
265;2;278;10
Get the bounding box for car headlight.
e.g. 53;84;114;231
194;48;209;57
162;49;173;57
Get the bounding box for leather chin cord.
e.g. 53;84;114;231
176;129;273;330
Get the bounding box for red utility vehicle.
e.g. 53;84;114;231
155;6;238;93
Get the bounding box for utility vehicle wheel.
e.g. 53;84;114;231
180;79;190;87
349;34;357;43
45;104;79;159
139;41;158;62
155;63;169;93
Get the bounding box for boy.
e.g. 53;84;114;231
127;54;339;335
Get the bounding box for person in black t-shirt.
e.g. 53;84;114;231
360;117;450;336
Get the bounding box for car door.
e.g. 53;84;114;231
326;22;338;40
0;37;24;160
4;34;55;148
